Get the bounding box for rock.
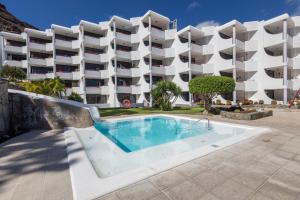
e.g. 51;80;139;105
0;3;37;33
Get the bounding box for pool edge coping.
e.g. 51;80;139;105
64;114;270;200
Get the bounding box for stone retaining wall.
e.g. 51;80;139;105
7;89;100;133
220;110;273;120
0;81;9;136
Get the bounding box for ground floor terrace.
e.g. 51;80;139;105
1;109;300;200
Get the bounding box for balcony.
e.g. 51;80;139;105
29;58;54;67
66;87;82;95
264;32;283;47
117;85;140;94
84;36;100;47
288;79;300;91
4;45;27;54
85;70;109;79
56;71;81;80
116;68;140;77
55;55;80;65
202;44;214;55
219;38;234;51
28;42;53;52
245;40;258;52
55;39;80;49
218;59;235;71
243;60;258;72
116;50;140;61
151;65;175;76
264;55;284;68
235;80;258;92
3;60;27;68
84;53;109;63
190;43;203;53
150;28;176;41
235;39;245;51
288;58;300;69
190;63;214;74
29;73;54;80
86;86;109;94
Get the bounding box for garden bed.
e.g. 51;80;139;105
220;110;273;120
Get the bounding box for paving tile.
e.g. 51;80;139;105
273;150;296;160
149;170;187;190
199;193;220;200
232;171;268;190
259;153;290;166
96;192;121;200
117;181;161;200
258;181;300;200
246;161;280;177
294;154;300;162
211;180;253;200
213;163;243;178
175;161;209;177
284;161;300;175
193;169;227;191
150;193;170;200
271;169;300;191
248;192;273;200
279;144;300;154
163;180;206;200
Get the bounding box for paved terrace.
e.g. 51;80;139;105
1;109;300;200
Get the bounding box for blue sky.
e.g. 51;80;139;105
2;0;300;30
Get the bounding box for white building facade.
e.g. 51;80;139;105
1;11;300;107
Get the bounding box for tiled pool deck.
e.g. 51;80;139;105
1;109;300;200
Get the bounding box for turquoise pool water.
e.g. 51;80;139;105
94;116;214;152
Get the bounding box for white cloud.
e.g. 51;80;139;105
187;1;200;11
196;20;220;28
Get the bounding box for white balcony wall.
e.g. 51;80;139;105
85;70;109;79
5;45;27;54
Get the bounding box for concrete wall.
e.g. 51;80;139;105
0;81;9;136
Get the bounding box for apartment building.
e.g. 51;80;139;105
0;11;300;107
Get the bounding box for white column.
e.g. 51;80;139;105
113;20;118;107
0;36;5;69
79;25;87;103
232;25;237;105
25;33;30;79
188;30;192;105
283;20;288;104
149;15;153;107
52;29;56;77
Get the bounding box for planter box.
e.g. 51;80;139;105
220;110;273;120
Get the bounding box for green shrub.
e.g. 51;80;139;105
226;100;232;105
271;100;277;105
259;100;264;105
189;76;235;112
68;92;83;102
151;80;181;111
0;65;26;82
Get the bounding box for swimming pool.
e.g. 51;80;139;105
66;115;268;199
94;116;244;152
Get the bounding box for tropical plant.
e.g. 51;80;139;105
0;65;26;82
151;80;182;111
189;76;235;112
19;77;66;98
68;92;83;102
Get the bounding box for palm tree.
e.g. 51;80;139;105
48;77;66;98
19;77;66;98
151;80;182;111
